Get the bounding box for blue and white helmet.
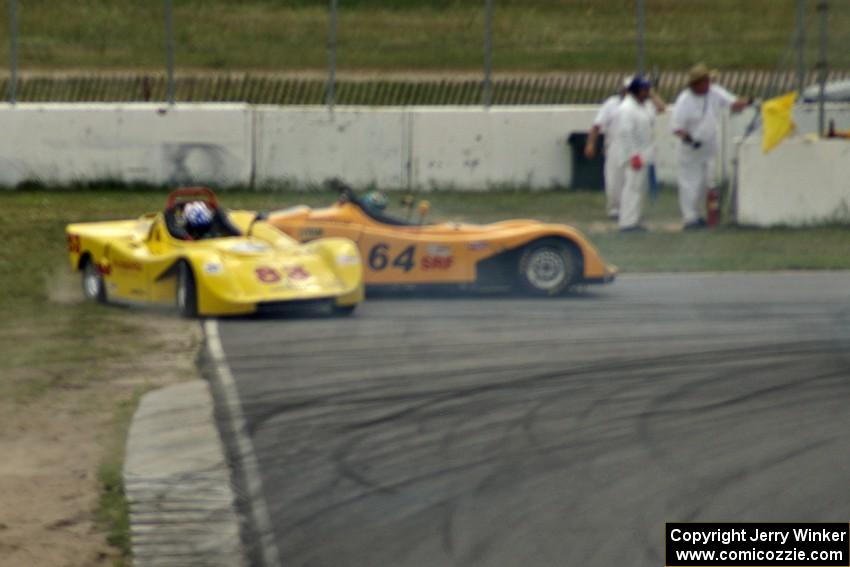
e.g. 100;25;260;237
363;191;388;211
184;201;213;228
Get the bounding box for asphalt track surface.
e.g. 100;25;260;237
215;273;850;567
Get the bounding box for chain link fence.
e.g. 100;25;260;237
3;0;849;105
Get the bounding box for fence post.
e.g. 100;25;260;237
327;0;338;111
165;0;175;105
817;0;828;135
483;0;493;107
636;0;645;75
796;0;806;95
8;0;17;104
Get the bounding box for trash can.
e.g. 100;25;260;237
567;131;605;190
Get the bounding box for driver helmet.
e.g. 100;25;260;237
183;201;213;229
362;191;388;211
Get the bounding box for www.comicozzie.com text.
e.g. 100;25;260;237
670;528;848;546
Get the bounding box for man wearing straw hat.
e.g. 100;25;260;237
672;63;752;229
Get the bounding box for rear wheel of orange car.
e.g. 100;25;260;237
176;262;198;318
81;258;107;303
517;239;580;296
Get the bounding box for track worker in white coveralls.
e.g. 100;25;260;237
616;76;655;232
672;63;752;229
586;77;666;219
584;77;631;218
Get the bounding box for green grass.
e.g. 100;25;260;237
3;187;849;278
2;0;848;72
95;390;146;566
590;226;850;272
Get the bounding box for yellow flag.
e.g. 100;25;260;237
761;92;797;153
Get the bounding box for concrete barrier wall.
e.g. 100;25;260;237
0;103;253;187
253;105;679;190
253;106;600;190
0;102;695;191
409;107;586;190
737;137;850;226
254;106;409;188
3;102;850;227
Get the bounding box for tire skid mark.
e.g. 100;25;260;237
213;275;850;566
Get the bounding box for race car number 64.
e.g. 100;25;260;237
368;243;415;272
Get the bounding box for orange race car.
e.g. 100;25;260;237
266;183;616;296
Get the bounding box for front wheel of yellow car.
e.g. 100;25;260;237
81;259;107;303
176;262;198;318
517;239;579;296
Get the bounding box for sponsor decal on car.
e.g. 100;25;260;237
231;242;270;253
113;259;143;272
426;244;452;257
336;254;359;266
422;256;454;270
204;262;223;275
467;240;488;251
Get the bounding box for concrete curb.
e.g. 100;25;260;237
124;380;248;567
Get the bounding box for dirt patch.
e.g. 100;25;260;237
0;283;202;567
45;267;86;306
0;401;112;567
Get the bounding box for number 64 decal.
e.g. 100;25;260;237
368;244;415;272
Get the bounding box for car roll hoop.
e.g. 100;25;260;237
166;186;219;210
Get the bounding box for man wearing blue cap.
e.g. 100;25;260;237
615;75;656;232
586;77;665;219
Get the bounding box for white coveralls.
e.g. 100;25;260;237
671;84;736;224
615;94;656;229
592;94;625;216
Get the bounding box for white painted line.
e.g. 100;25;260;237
205;318;283;567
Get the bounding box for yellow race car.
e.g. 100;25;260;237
66;187;364;317
267;183;616;296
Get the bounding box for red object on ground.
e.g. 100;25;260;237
706;189;721;227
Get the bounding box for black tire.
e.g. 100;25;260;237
81;258;107;303
176;262;198;318
516;239;580;296
331;303;357;317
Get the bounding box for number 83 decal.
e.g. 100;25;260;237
255;265;311;283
